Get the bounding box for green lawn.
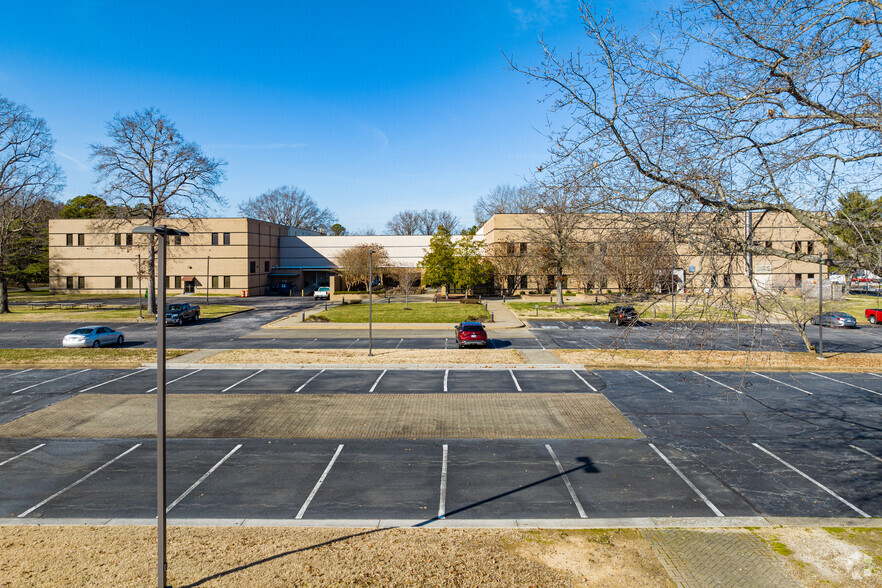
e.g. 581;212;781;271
506;299;747;321
311;302;490;323
0;304;252;322
825;295;882;319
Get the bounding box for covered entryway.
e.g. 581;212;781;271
182;276;197;293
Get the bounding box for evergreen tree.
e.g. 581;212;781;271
454;227;491;296
420;226;456;295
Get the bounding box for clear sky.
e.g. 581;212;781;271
1;0;646;232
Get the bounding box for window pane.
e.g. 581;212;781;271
126;276;133;288
126;233;133;246
223;276;230;288
77;276;85;289
212;276;219;289
66;277;73;289
115;276;122;289
211;232;219;245
114;233;121;246
223;232;230;245
174;276;181;288
78;234;85;246
66;234;73;246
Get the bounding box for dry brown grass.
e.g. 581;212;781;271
553;349;882;372
0;526;670;587
202;348;525;365
0;348;192;368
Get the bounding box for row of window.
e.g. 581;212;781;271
111;276;235;289
66;233;232;246
250;261;272;273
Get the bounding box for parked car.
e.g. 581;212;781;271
608;305;639;326
314;287;331;300
810;311;857;328
62;326;125;348
454;321;488;348
165;303;200;326
865;308;882;324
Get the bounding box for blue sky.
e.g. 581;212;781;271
1;0;646;232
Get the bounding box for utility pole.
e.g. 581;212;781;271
206;255;210;305
138;253;143;319
818;260;824;358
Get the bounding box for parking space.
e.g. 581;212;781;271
0;367;879;521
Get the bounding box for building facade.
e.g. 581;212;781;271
49;212;826;296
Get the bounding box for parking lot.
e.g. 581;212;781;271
1;367;878;523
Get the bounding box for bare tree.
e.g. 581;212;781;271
239;185;337;233
386;209;460;235
602;229;676;293
485;237;532;295
334;243;390;291
512;0;882;349
474;184;536;226
0;96;63;313
91;108;226;314
388;263;422;309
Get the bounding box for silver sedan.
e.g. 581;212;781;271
62;326;125;348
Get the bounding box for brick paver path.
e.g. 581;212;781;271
642;529;803;587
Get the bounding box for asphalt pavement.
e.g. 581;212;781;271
1;367;879;522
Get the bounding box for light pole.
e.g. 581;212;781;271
138;253;143;319
818;260;824;358
132;225;189;588
206;255;210;305
368;249;374;357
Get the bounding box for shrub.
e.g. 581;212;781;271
306;314;329;322
342;299;362;305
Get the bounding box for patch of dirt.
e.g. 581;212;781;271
756;527;882;587
554;349;882;372
202;348;525;365
0;526;670;587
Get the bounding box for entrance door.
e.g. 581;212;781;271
184;280;195;293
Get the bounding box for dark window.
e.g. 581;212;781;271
212;276;219;289
807;273;815;279
519;275;528;288
250;261;256;273
211;232;219;245
806;241;814;254
795;273;802;287
174;276;181;289
223;276;230;288
66;276;73;289
723;274;731;287
66;234;73;246
793;241;801;253
223;232;230;245
126;233;133;246
77;276;85;289
114;233;121;246
264;260;270;272
173;235;182;246
77;234;85;247
710;274;719;287
765;240;772;248
115;276;122;289
506;242;515;255
164;276;170;289
126;276;133;288
519;242;527;254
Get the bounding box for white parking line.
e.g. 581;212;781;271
869;373;882;380
546;444;587;518
0;368;33;378
633;371;674;394
533;336;546;350
369;370;387;393
146;369;202;393
693;371;743;394
166;444;242;513
849;444;882;463
752;442;870;517
509;369;522;392
809;372;882;396
18;444;141;518
80;368;149;392
0;443;45;467
395;338;403;350
295;369;326;393
572;370;597;392
296;444;344;519
221;369;264;392
11;369;91;395
345;338;360;350
444;369;449;392
649;443;723;517
438;444;448;519
749;372;812;395
298;338;318;349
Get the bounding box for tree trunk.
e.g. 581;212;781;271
556;266;564;306
20;281;32;292
0;272;8;314
793;322;816;353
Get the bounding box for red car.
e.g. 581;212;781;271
455;321;488;348
866;308;882;324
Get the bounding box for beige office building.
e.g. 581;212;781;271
49;212;827;295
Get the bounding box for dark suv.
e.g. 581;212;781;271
609;305;639;326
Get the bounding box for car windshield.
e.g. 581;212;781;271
461;324;484;332
623;307;636;312
70;328;93;335
166;304;183;311
318;287;329;291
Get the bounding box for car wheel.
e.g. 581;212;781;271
92;340;100;348
117;336;124;346
870;315;878;324
176;317;183;327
